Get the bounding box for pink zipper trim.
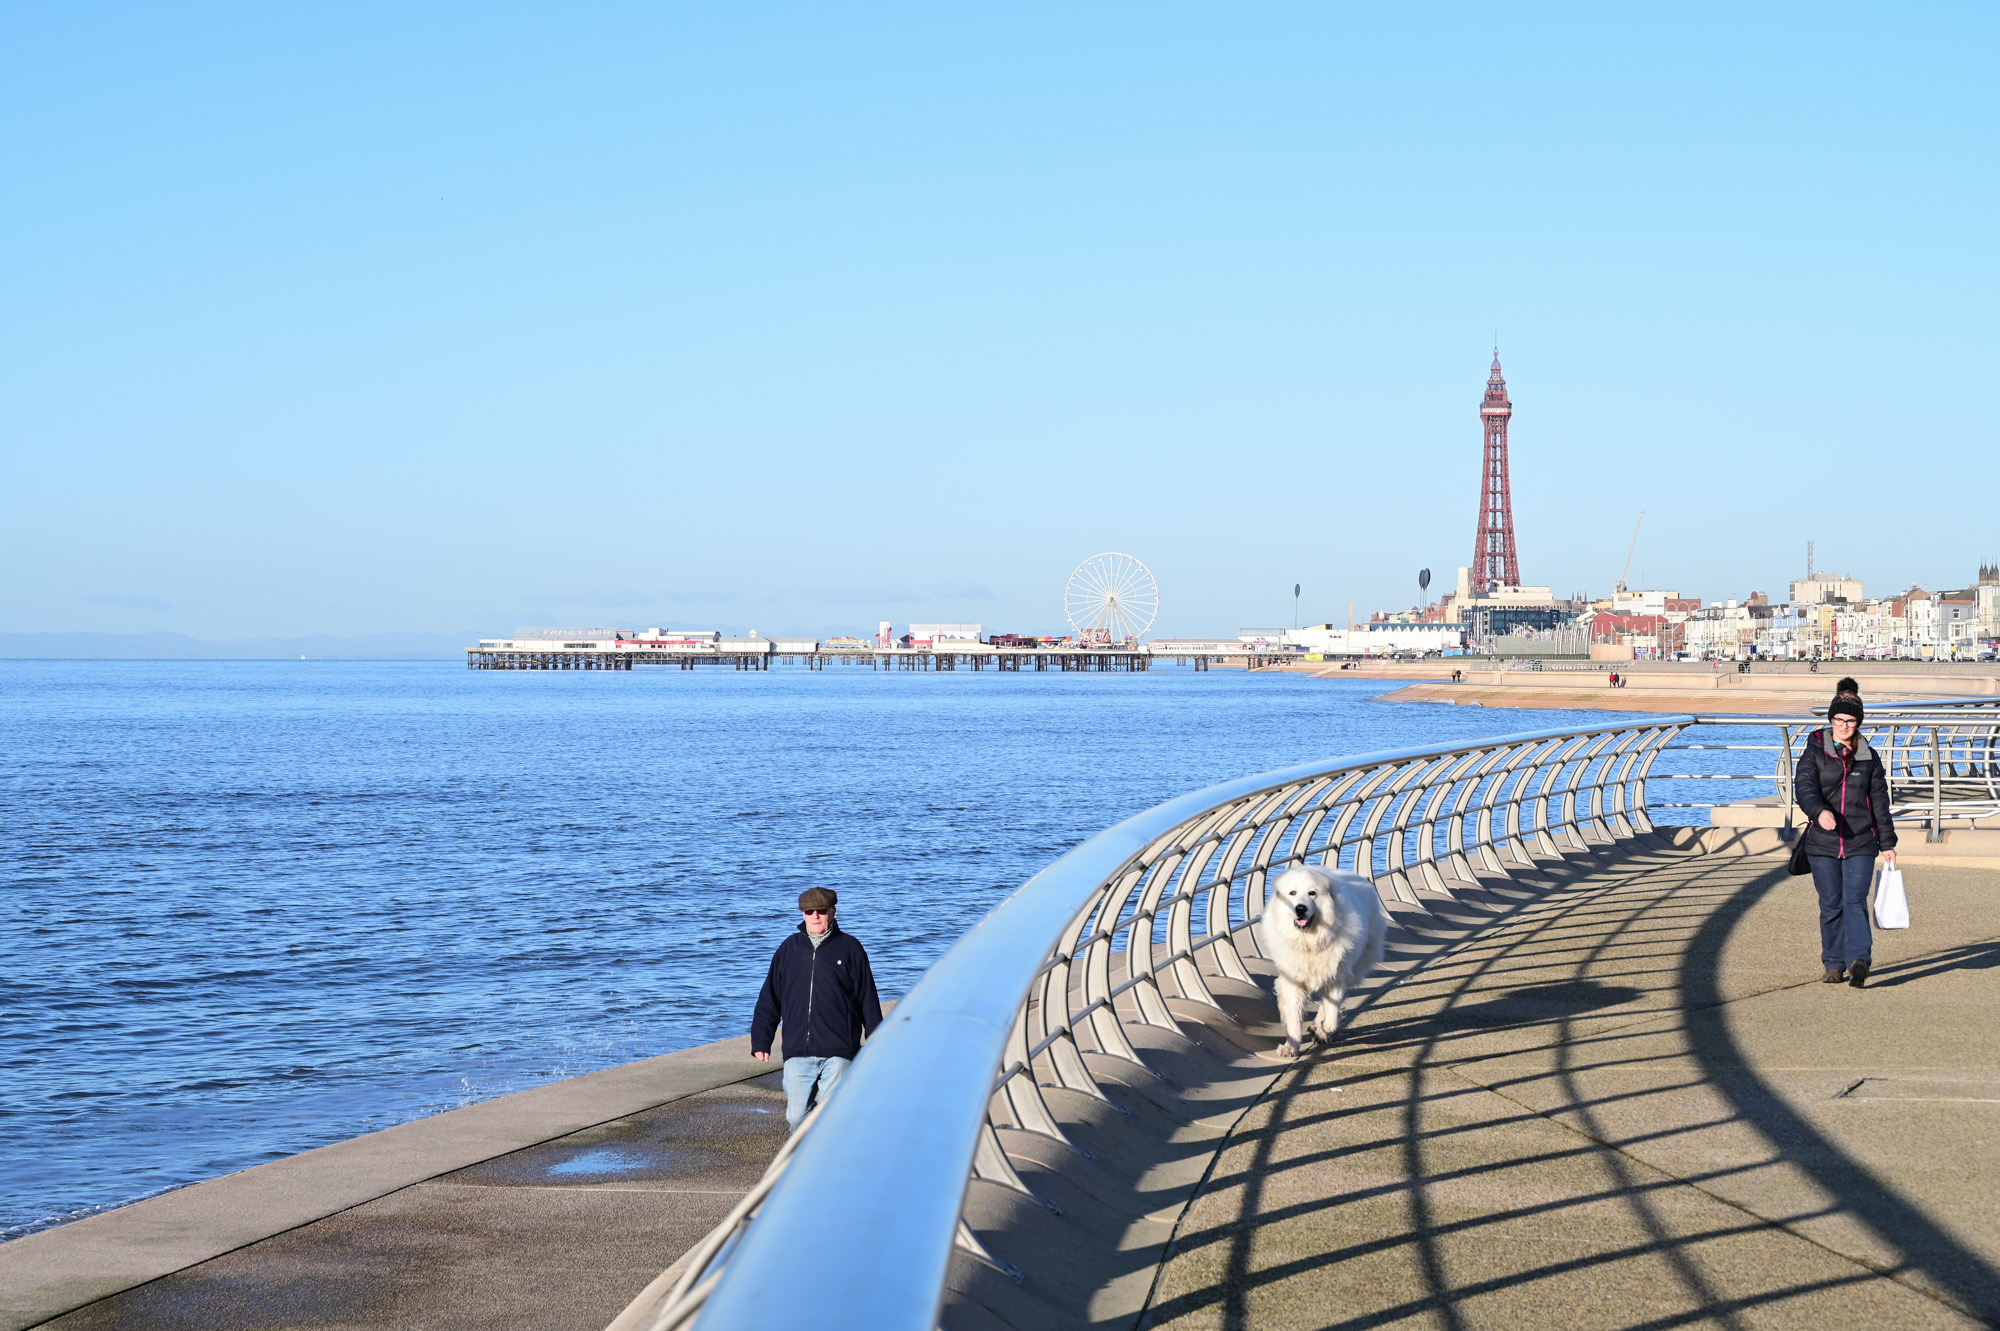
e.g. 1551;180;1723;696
1838;744;1850;858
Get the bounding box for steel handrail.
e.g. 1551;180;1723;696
630;707;1998;1330
1655;715;2000;837
635;718;1694;1330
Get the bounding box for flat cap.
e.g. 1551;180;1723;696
798;887;838;911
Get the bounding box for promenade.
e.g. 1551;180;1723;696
0;1044;789;1330
1145;843;2000;1329
7;839;1996;1329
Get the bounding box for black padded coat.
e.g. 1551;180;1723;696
1792;727;1897;859
749;924;883;1061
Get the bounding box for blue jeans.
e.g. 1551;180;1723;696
1809;855;1874;968
780;1055;851;1132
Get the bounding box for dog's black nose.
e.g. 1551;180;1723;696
1294;903;1309;919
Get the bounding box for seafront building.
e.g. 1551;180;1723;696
1344;355;1998;661
1353;565;2000;663
1669;566;2000;661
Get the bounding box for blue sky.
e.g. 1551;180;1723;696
4;4;1994;641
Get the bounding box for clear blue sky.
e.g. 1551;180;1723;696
4;4;1994;641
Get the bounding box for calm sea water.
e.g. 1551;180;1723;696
1;660;1640;1237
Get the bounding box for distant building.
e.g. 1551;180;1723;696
1151;638;1248;654
1606;588;1701;618
1790;571;1863;605
514;626;627;641
1287;623;1464;656
1583;612;1683;659
1669;565;1998;660
634;629;720;644
906;623;982;647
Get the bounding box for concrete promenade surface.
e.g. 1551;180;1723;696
0;1038;787;1330
1145;848;2000;1330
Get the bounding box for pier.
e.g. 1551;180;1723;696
465;647;1159;672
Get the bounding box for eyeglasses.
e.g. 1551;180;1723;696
802;908;831;916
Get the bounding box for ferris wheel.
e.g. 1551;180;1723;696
1064;553;1159;643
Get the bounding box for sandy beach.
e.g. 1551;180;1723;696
1215;658;2000;714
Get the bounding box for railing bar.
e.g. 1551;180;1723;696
653;709;2000;1330
1651;773;1782;779
1665;744;1783;750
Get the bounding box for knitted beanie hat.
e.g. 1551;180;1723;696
1827;676;1864;722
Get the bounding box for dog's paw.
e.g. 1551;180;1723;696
1276;1039;1300;1059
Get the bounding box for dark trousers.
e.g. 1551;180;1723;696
1809;854;1874;968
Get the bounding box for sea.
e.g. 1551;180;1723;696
1;659;1671;1239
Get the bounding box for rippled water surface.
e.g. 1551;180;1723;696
2;660;1633;1235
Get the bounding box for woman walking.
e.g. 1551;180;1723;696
1793;679;1898;987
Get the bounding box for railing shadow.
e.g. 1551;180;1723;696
1865;938;2000;988
1136;847;2000;1329
1681;865;2000;1319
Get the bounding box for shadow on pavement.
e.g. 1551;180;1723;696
1683;865;2000;1320
1867;938;2000;988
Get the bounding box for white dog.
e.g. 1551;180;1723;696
1258;865;1387;1057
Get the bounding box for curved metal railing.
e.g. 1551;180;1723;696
1656;709;2000;834
629;717;1689;1330
623;707;2000;1331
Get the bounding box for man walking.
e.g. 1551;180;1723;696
750;888;883;1131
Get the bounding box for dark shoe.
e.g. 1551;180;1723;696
1848;960;1870;989
1822;967;1846;983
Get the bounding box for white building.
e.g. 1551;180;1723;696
1286;623;1465;656
1608;588;1693;617
1790;572;1863;605
907;623;983;646
1452;566;1556;607
635;628;720;644
1681;603;1756;658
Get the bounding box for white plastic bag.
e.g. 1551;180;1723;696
1873;866;1909;929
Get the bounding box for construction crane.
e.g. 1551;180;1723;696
1615;512;1645;594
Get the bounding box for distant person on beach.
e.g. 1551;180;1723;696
1793;679;1898;989
751;887;884;1131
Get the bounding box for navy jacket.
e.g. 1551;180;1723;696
1793;727;1898;859
750;924;883;1061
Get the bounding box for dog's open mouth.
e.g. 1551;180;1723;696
1292;905;1312;929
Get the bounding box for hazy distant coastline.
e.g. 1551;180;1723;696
0;632;478;660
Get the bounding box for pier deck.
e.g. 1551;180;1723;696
464;647;1164;672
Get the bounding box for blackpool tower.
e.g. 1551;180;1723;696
1472;349;1521;589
